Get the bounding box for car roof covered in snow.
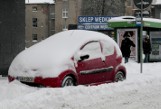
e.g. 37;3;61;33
9;30;120;78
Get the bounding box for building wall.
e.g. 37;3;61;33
0;0;25;75
55;0;82;33
55;0;63;33
55;0;131;33
125;0;134;16
25;3;55;47
153;5;161;19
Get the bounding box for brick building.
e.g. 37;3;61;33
25;0;55;47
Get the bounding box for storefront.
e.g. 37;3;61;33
108;16;161;62
77;16;115;38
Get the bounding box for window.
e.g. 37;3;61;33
32;7;37;12
81;41;102;60
32;34;38;42
62;8;68;18
101;40;114;56
50;13;55;19
32;18;37;27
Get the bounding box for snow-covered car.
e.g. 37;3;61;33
8;30;126;87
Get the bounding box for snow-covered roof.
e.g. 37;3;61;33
143;17;161;23
108;16;161;24
25;0;55;4
108;16;136;22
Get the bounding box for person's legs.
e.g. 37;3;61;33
125;57;128;63
147;54;150;62
144;54;148;63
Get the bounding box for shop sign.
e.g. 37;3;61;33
77;16;114;30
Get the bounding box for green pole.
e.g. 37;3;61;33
140;0;143;73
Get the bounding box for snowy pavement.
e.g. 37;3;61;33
0;60;161;109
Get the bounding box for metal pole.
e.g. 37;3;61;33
140;0;143;73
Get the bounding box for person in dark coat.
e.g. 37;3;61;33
121;35;135;63
143;35;151;63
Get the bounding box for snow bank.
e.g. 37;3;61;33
1;60;161;109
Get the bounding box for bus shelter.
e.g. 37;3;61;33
108;16;161;62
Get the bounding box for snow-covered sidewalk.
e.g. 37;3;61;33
0;60;161;109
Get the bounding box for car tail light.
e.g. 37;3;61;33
8;75;15;82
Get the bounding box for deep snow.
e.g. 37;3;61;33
1;59;161;109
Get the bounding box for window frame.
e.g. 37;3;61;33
62;8;68;19
32;18;38;27
32;7;37;12
80;41;102;60
32;34;38;42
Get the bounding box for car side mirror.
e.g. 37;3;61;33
74;51;89;62
79;54;89;62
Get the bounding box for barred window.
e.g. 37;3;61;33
32;34;38;42
32;18;37;27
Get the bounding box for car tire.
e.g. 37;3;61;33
114;71;125;82
62;76;75;87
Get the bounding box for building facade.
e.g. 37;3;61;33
55;0;129;33
125;0;134;16
26;0;161;47
0;0;25;76
25;1;55;47
152;2;161;19
55;0;82;33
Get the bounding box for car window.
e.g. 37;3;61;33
101;40;114;56
81;41;102;60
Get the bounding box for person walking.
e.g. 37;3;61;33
121;35;135;63
143;35;151;63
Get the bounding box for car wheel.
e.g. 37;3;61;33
62;76;75;87
114;71;125;82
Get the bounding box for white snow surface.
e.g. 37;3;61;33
108;16;161;23
1;60;161;109
108;16;136;22
8;30;121;78
25;0;55;4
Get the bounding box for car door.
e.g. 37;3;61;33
101;40;116;81
75;41;109;85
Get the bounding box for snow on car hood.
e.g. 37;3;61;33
9;30;121;78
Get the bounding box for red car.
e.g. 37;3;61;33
8;30;126;87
